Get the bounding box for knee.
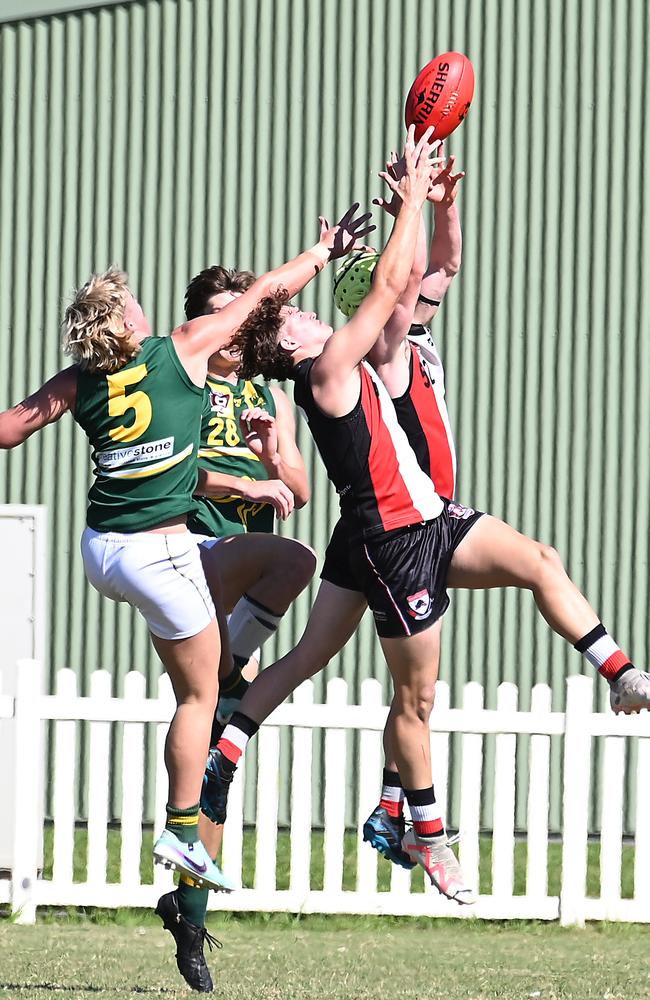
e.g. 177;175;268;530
177;674;218;712
393;681;437;725
536;543;565;582
277;540;317;595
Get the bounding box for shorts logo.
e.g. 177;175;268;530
210;390;231;415
448;502;475;520
407;589;432;620
372;609;388;623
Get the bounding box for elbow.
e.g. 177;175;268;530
0;424;24;449
378;272;407;304
294;484;311;509
446;255;462;277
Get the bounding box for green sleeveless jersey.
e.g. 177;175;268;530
74;336;203;532
188;374;276;537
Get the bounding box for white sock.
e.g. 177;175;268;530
228;594;283;661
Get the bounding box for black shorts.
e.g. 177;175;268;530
321;501;484;638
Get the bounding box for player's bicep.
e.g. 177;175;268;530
316;290;396;385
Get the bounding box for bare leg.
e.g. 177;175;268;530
238;581;367;724
383;619;442;772
448;514;599;643
202;534;317;614
241;655;260;681
199;811;224;861
378;626;441;790
150;620;220;808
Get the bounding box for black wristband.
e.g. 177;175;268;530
418;293;441;307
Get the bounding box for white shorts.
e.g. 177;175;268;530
81;526;216;640
191;533;223;551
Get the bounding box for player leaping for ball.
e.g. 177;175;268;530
201;125;650;906
350;145;650;871
330;145;464;870
201;127;482;905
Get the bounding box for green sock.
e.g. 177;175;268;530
177;874;210;928
165;802;199;845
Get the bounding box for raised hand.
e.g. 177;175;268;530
378;125;440;213
427;141;465;205
374;143;444;217
318;203;377;260
372;152;403;218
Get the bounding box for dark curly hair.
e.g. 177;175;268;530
184;265;256;320
233;287;292;381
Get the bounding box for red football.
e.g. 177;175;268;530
405;52;475;142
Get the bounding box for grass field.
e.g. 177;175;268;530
2;918;649;999
1;826;645;998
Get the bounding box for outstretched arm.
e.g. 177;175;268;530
310;127;437;414
367;151;433;370
414;145;464;325
172;204;375;370
0;368;77;448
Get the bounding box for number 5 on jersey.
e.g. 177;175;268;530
107;364;152;442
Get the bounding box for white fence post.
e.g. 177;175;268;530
459;682;484;894
323;678;348;895
290;681;314;901
634;738;650;900
356;679;383;895
52;669;78;886
86;670;112;887
120;672;146;886
10;659;42;924
526;684;552;900
560;673;593;926
153;673;175;893
600;735;626;915
492;683;518;898
254;724;281;892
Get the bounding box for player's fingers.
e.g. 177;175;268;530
351;211;373;228
379;170;399;191
339;202;360;226
414;126;435;159
276;488;294;519
270;496;284;517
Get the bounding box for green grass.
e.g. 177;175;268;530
39;823;636;900
2;920;649;999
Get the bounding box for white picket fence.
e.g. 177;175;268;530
2;659;650;926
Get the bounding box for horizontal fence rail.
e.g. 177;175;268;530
3;660;650;925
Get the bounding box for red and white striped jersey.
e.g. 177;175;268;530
293;358;442;539
391;324;457;499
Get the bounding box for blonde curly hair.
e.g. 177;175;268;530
62;268;141;374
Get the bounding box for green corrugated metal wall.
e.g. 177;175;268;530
1;0;649;833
